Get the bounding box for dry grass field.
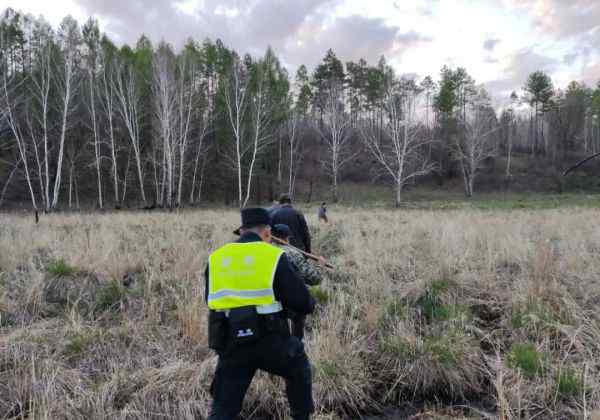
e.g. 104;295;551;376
1;207;600;419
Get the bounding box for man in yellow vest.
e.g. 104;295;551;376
205;208;315;419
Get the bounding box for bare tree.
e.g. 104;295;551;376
286;110;304;197
82;18;103;208
222;54;277;207
52;16;80;210
360;78;435;207
98;48;120;205
189;108;211;204
1;57;38;209
153;44;177;208
315;80;354;202
174;50;198;207
454;89;499;197
114;59;146;204
28;23;53;211
222;56;250;207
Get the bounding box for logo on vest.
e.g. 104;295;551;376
236;328;254;338
221;257;233;268
243;256;255;266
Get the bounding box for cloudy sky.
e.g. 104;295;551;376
4;0;600;104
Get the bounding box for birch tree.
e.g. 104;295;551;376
153;43;177;208
360;77;435;207
52;16;80;209
114;57;146;204
82;18;103;208
315;80;354;202
28;19;53;211
454;88;499;197
1;50;38;209
98;37;120;205
286;110;302;197
222;55;250;207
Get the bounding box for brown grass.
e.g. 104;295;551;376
1;207;600;418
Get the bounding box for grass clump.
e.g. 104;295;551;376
415;279;469;322
557;369;584;398
47;258;76;277
384;299;409;320
507;343;543;378
63;332;94;359
310;286;330;304
94;280;127;314
379;336;416;359
510;298;565;329
423;336;460;367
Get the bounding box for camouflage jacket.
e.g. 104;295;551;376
280;244;322;286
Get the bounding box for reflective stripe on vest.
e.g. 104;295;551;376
208;241;284;311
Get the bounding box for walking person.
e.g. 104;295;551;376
317;202;328;223
271;194;312;253
205;208;315;420
272;224;324;340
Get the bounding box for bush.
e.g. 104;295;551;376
47;258;76;277
507;343;543;378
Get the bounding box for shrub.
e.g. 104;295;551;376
507;343;543;378
47;258;76;277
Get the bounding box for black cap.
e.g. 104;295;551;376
272;224;292;239
278;193;292;204
233;207;271;235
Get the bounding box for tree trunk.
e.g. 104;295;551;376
394;181;402;208
90;75;103;209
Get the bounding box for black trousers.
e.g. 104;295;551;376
209;334;313;420
290;314;306;340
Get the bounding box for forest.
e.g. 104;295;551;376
1;8;600;210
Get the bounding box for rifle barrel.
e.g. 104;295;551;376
271;235;335;269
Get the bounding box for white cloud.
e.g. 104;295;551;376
2;0;598;97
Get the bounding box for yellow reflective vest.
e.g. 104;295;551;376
208;241;284;311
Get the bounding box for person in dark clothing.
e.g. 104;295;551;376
205;208;315;420
317;202;328;223
272;224;324;341
271;194;312;253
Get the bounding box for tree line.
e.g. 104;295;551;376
1;9;600;209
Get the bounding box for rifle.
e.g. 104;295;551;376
270;235;335;270
232;229;335;269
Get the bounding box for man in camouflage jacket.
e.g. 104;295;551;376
272;224;324;339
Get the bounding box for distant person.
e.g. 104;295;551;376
271;194;311;253
317;202;328;223
272;224;324;340
267;200;280;216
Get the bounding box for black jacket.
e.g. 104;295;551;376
271;204;311;253
204;232;315;315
